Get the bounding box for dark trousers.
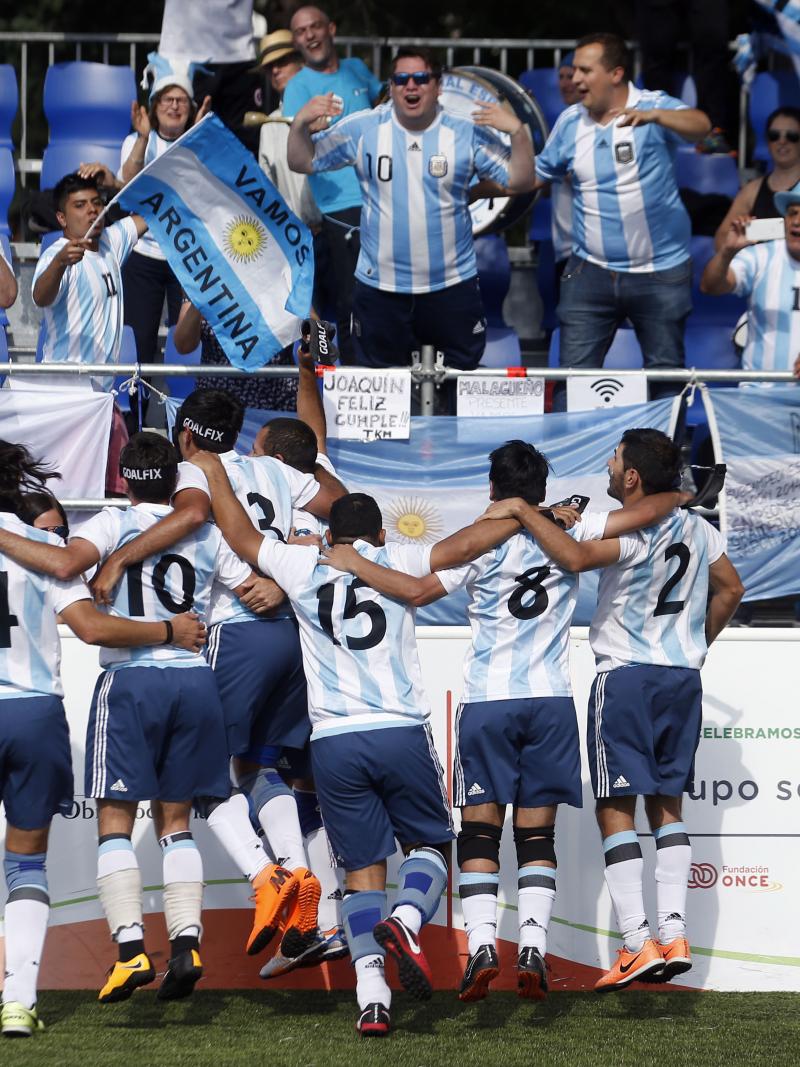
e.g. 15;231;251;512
320;207;361;365
192;61;263;156
636;0;731;131
122;250;182;425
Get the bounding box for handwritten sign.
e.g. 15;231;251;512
322;368;411;442
456;376;544;417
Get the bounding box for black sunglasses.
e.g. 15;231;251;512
768;129;800;143
45;524;69;540
390;71;432;87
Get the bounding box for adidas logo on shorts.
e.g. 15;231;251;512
467;782;485;797
612;775;631;789
110;779;128;793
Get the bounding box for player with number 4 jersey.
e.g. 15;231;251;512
482;429;744;993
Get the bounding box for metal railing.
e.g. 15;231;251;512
0;31;746;180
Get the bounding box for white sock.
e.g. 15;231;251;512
206;794;270;883
3;899;48;1008
602;831;649;950
654;823;691;943
257;794;307;871
160;834;204;942
518;865;556;954
305;827;343;929
390;903;422;935
97;838;143;943
354;954;391;1010
459;871;498;956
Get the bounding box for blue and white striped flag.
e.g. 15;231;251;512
751;1;800;81
114;112;314;370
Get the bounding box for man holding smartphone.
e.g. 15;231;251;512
700;188;800;384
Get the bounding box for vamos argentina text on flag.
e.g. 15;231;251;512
113;112;314;369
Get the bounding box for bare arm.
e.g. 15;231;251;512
701;216;754;295
482;499;621;573
714;179;759;251
321;544;447;607
173;299;203;354
297;347;328;454
189;452;264;567
430;517;520;571
472;101;536;193
120;105;151;183
0;254;17;309
614;106;711;143
705;553;745;645
0;530;99;580
287;94;342;174
61;599;205;651
91;488;210;605
131;212;148;238
76;161;123;191
603;491;689;538
33;242;91;307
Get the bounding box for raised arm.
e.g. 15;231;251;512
701;217;754;295
322;544;447;607
91;488;210;605
287;94;343;174
472;101;536;193
714;179;759;251
173;298;203;354
297;347;328;455
705;553;745;645
614;105;711;144
0;530;99;580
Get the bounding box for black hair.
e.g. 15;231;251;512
119;431;179;504
52;172;101;214
391;46;443;80
0;440;60;519
329;493;382;543
575;32;631;82
259;417;318;473
488;440;549;505
766;106;800;131
619;428;681;495
176;388;244;453
18;491;69;535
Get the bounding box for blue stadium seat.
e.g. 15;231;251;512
163;325;202;401
548;326;643;368
683;322;740;428
749;71;800;164
519;69;562;131
113;326;138;413
0;233;11;328
44;62;136;145
40;230;62;254
479;327;522;368
0;65;18;152
475;234;511;329
689;235;747;327
528;194;551;243
675;150;739;200
528;197;558;332
0;147;13;236
41;142;121;190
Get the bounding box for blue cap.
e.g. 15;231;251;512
775;180;800;217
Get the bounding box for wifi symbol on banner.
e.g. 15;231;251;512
591;378;624;404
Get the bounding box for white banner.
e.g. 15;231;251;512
1;628;797;992
456;375;545;417
0;387;113;499
321;368;411;442
568;372;649;412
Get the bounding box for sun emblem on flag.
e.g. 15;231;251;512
384;497;444;545
223;216;267;262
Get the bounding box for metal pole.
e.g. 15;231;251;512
419;345;436;414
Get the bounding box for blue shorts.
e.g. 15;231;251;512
454;697;582;810
0;696;73;829
85;665;231;802
206;618;310;759
278;743;313;782
311;724;455;871
588;665;703;799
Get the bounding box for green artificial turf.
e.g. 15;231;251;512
2;990;798;1067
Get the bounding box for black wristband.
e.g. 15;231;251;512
163;619;174;645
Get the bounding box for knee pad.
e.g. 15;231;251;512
514;825;556;868
341;889;386;962
239;766;292;815
456;821;502;868
4;851;49;905
395;847;448;925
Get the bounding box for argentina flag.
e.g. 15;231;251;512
114;112;314;369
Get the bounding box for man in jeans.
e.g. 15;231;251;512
535;33;711;407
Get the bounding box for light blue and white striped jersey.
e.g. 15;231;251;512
0;514;89;699
311;102;511;293
585;510;726;672
256;538;432;738
118;131;172;260
536;84;691;273
33;217;139;389
437;525;596;702
175;453;319;625
730;240;800;382
76;502;250;670
551;178;574;262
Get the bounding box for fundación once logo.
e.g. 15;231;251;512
689;862;783;892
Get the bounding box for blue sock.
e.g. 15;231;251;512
294;789;324;838
341;889;387;962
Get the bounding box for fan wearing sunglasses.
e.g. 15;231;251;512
288;46;535;374
715;106;800;250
